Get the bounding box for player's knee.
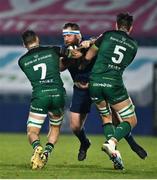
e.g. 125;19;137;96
70;119;82;131
71;124;81;131
130;115;137;127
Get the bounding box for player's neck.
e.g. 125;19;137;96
28;43;39;50
118;28;129;34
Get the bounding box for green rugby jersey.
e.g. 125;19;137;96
18;46;65;94
91;30;138;81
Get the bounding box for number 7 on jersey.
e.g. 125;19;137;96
33;63;47;80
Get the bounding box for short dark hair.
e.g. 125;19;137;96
116;13;133;31
22;30;38;46
63;22;80;30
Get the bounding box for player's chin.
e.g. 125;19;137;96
65;42;71;46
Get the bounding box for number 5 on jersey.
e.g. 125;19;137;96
112;45;126;64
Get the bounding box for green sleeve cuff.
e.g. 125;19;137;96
92;44;99;50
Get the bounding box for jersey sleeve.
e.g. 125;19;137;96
18;58;24;71
94;33;106;48
52;46;70;58
132;47;138;60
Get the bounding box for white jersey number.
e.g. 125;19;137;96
33;63;47;80
112;45;126;64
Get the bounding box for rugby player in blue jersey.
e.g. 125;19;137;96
60;23;147;162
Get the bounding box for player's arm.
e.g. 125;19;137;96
52;45;70;57
80;36;97;49
86;33;104;60
85;44;98;61
52;45;82;59
77;46;97;70
59;57;71;72
79;33;105;70
52;45;81;71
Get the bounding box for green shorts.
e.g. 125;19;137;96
89;79;129;105
30;87;66;116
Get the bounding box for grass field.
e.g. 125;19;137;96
0;133;156;179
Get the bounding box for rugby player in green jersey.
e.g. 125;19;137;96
62;22;147;169
18;30;70;170
80;13;141;169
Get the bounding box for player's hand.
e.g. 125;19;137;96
80;40;91;48
71;49;83;59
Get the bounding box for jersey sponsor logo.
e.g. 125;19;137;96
108;64;121;70
41;89;57;92
93;83;112;88
117;127;123;130
24;54;52;67
39;79;54;84
48;94;60;97
110;37;135;49
30;105;43;112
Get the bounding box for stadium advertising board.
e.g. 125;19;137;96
0;0;157;37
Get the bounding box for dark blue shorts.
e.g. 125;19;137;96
70;86;92;113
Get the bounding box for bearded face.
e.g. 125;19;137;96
63;34;80;46
63;27;82;46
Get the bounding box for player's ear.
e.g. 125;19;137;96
23;42;26;48
129;25;133;33
76;34;82;43
115;22;118;30
36;36;40;44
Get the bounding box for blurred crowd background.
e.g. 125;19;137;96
0;0;157;135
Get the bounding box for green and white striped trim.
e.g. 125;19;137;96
27;117;44;128
49;116;63;126
98;106;111;116
118;104;135;118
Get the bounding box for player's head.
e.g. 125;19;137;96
22;30;39;49
62;22;82;46
116;13;133;33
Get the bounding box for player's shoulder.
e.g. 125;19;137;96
103;30;116;35
39;45;54;51
18;52;28;65
97;30;116;39
41;45;62;54
128;36;138;46
18;55;25;69
123;33;138;48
